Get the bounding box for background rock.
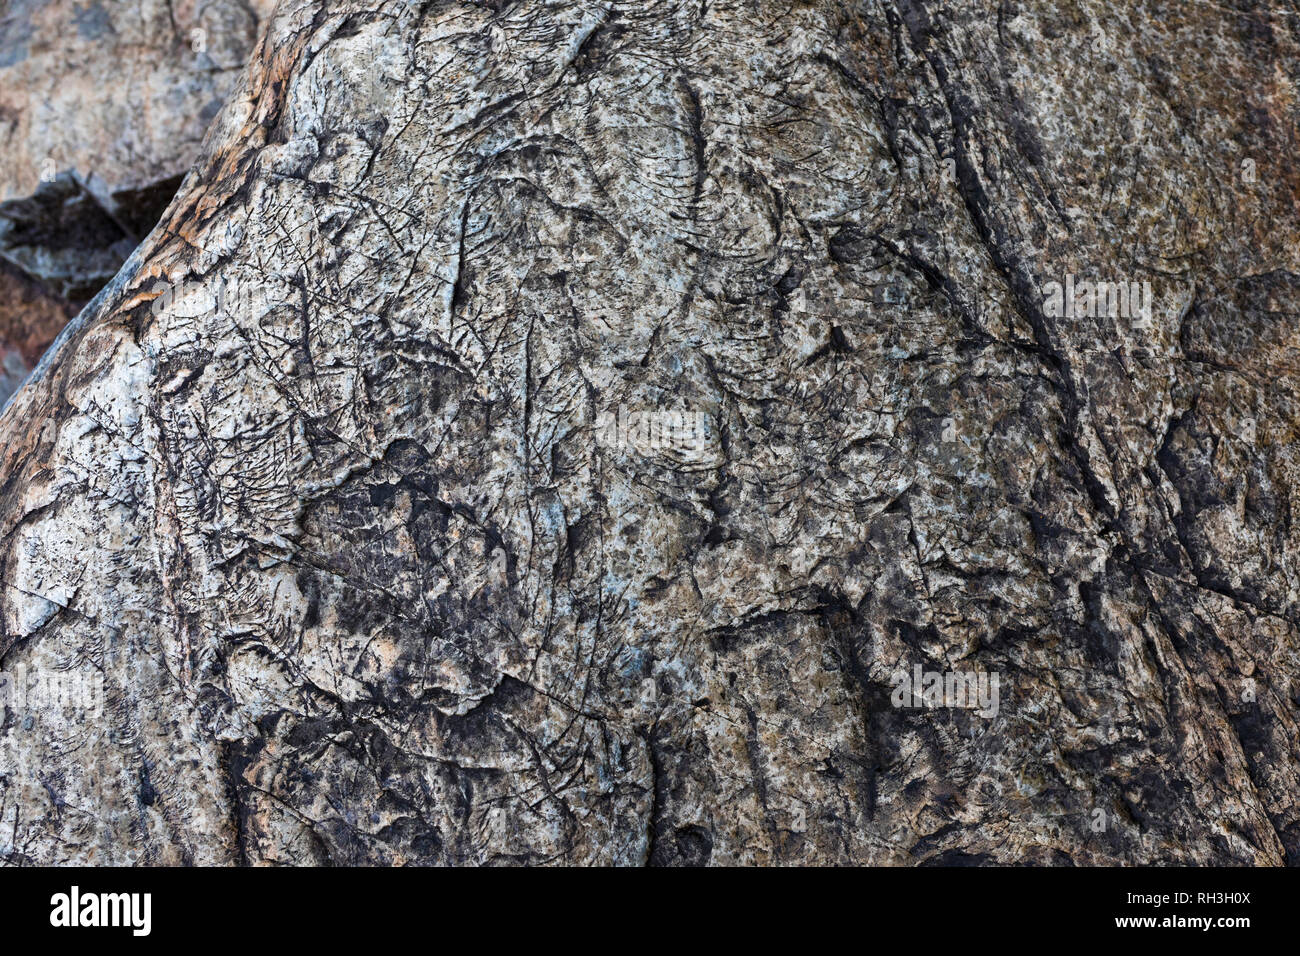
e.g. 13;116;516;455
0;0;277;403
0;0;1298;865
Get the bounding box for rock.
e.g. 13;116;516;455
0;0;278;399
0;0;278;204
0;258;74;403
0;0;1298;865
0;347;27;408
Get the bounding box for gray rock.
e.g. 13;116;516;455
0;0;277;386
0;0;1298;865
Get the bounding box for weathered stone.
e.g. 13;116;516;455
0;0;1298;865
0;0;278;204
0;0;277;397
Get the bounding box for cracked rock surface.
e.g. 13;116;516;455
0;0;277;402
1;0;1299;865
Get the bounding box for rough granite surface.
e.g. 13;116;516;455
1;0;1299;865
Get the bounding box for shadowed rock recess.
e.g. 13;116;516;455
0;0;1298;866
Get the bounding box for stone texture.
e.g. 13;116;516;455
0;0;1299;865
0;0;278;402
0;0;278;204
0;258;73;365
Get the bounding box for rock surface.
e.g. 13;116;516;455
1;0;1299;865
0;0;277;402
